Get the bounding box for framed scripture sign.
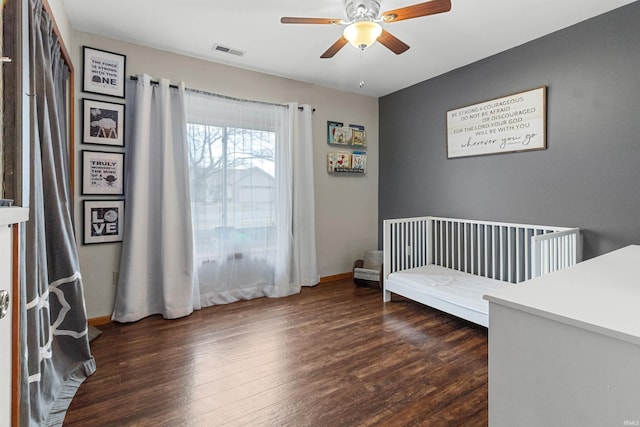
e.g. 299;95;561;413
82;46;126;98
83;98;125;146
446;86;546;159
81;150;124;195
83;199;125;244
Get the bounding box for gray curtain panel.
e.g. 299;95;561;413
112;75;196;322
21;1;96;425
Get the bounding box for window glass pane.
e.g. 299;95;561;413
187;123;276;259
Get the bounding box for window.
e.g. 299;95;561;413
184;93;315;303
187;123;277;260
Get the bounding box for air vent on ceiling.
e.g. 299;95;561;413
212;44;244;57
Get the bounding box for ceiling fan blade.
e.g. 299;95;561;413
377;30;410;55
381;0;451;23
321;37;349;58
281;17;343;25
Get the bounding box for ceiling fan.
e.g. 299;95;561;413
280;0;452;58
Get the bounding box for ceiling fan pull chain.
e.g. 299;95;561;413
359;49;365;88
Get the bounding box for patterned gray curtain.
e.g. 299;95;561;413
20;1;96;425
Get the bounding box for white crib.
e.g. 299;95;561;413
383;216;581;327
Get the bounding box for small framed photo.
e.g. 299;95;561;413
327;121;349;145
83;98;125;147
82;46;126;98
83;199;125;244
349;124;366;147
81;150;125;195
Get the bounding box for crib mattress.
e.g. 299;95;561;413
387;265;510;315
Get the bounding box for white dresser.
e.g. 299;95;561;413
0;207;29;427
484;245;640;427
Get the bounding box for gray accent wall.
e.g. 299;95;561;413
379;2;640;261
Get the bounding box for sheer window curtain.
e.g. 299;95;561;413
112;75;196;322
185;92;318;307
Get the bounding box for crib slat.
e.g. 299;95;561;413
543;234;548;274
394;223;398;272
445;221;450;268
457;221;461;270
398;223;402;271
463;223;468;272
402;223;407;271
475;224;480;275
425;219;430;265
417;220;422;266
499;226;504;281
410;220;415;269
401;222;406;270
410;222;414;269
506;227;510;280
515;228;521;282
411;220;415;268
524;229;530;281
490;226;495;279
470;224;475;274
483;225;488;278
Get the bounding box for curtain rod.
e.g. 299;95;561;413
128;76;314;112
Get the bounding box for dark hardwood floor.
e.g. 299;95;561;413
64;280;488;426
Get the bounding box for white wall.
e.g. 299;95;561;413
70;32;379;319
46;0;72;47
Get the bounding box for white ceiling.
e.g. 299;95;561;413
61;0;635;98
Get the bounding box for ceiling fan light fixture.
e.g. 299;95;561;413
343;21;383;50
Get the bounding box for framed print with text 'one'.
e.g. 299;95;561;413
82;46;126;98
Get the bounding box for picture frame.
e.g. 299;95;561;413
82;46;126;98
83;199;125;244
349;124;366;147
327;121;367;147
327;121;349;145
82;98;125;147
81;150;125;195
446;86;546;159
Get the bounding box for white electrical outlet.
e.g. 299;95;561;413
406;245;412;254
